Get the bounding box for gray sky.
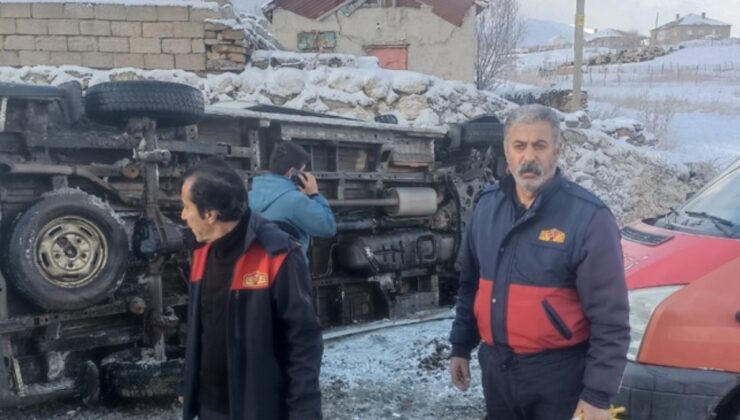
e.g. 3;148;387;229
232;0;739;37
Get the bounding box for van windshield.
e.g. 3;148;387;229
657;165;740;238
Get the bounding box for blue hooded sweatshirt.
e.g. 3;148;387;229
249;173;337;258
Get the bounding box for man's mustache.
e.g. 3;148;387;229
517;161;543;177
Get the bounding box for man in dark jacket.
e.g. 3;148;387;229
249;142;336;259
179;158;323;420
448;105;629;420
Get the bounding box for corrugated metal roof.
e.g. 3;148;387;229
264;0;350;20
419;0;474;27
265;0;475;27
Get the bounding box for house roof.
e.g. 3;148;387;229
263;0;476;27
653;13;731;32
586;28;645;41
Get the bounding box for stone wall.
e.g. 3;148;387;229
0;1;238;72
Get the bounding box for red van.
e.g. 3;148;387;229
616;158;740;420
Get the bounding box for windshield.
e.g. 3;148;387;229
658;165;740;238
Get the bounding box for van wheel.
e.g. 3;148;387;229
85;80;205;127
7;193;128;311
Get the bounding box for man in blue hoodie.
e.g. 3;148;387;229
249;142;337;259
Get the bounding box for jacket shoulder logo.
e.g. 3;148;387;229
242;271;269;288
538;228;566;244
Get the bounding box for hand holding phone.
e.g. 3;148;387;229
291;169;319;196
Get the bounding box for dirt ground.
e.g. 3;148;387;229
0;319;485;420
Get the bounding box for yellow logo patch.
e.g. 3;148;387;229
538;228;566;244
242;271;268;289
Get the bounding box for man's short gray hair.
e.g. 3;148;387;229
504;104;561;144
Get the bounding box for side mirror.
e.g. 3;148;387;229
685;191;696;200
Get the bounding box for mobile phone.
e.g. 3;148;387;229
289;168;305;188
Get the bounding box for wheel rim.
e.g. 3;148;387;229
34;216;108;288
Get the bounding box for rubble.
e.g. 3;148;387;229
502;87;588;112
560;129;715;224
590;117;657;146
585;46;672;66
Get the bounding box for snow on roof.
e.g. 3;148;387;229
655;13;730;31
4;0;219;8
587;28;643;41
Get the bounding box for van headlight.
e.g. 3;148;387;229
627;286;683;361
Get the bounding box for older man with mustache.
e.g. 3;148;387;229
448;105;629;420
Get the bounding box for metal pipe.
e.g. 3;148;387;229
329;198;398;207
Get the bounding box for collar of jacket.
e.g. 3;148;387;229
500;167;565;213
256;173;294;191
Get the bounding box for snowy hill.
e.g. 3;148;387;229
519;18;575;48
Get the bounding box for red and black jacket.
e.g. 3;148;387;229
450;170;629;408
182;212;323;420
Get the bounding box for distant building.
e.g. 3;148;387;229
262;0;484;82
586;28;646;49
650;13;731;45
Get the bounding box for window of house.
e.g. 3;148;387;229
698;29;704;35
297;31;337;52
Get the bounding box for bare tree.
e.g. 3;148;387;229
476;0;524;90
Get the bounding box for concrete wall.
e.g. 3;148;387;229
270;6;477;82
651;25;731;45
0;2;237;72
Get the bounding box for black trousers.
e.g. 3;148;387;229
479;343;587;420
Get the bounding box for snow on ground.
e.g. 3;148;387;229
323;318;484;420
0;319;483;420
510;42;740;170
580;44;740;169
514;47;613;72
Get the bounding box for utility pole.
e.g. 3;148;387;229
571;0;585;111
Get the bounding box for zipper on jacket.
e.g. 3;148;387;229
542;298;573;340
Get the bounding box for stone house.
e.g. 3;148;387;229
650;13;731;45
262;0;484;82
586;28;646;50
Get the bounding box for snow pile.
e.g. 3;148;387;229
560;129;715;224
0;61;514;128
589;117;656;146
